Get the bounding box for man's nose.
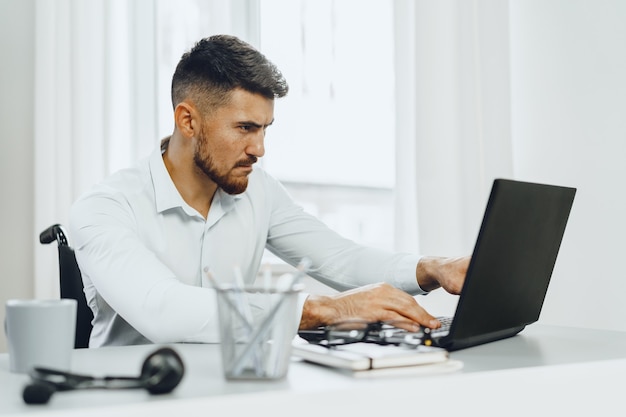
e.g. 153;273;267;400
247;131;265;158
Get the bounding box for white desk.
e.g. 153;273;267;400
2;324;626;416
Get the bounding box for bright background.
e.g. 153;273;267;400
1;0;625;352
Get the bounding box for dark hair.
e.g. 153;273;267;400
171;34;289;111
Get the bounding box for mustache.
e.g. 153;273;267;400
235;156;258;167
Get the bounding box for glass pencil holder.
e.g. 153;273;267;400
214;283;302;380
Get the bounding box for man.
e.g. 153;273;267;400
70;34;469;347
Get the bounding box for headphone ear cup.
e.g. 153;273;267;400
140;347;185;395
22;381;56;405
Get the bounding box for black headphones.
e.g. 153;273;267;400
22;346;185;405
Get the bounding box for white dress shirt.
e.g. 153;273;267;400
70;145;425;347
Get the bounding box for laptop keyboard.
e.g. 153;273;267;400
430;316;453;337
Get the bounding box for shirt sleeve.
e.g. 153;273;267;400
262;173;426;295
70;188;221;344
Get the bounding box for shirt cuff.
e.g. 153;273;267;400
295;291;309;331
391;254;428;295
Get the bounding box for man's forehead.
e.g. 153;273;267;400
216;89;275;123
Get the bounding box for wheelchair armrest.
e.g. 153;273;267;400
40;224;69;246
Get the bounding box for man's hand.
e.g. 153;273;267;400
299;282;440;330
298;256;470;331
415;256;470;294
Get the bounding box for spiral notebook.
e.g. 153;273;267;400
292;340;450;372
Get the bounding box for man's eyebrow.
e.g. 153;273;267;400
238;119;275;128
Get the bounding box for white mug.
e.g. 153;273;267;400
5;299;77;373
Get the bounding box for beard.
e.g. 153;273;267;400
193;129;255;195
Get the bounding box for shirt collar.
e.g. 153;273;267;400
149;145;242;217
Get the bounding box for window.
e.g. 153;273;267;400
259;0;396;251
155;0;396;252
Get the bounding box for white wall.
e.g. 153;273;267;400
420;1;626;332
0;0;35;353
509;0;626;331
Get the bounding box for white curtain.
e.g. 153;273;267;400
393;0;514;257
33;0;158;298
33;0;259;298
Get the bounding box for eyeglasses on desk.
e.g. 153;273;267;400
298;320;426;348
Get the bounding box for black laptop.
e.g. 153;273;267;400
425;178;576;351
298;178;576;352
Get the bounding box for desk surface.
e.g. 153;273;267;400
2;324;626;416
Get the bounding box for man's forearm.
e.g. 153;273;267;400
415;257;443;292
299;295;335;329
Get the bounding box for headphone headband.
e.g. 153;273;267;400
23;347;185;404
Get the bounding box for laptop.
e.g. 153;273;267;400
299;178;576;352
424;178;576;351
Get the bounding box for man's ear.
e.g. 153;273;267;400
174;102;198;138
